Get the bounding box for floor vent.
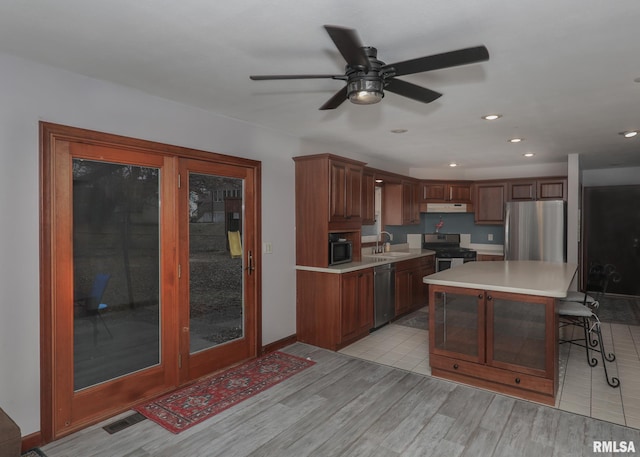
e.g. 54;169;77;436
102;412;147;434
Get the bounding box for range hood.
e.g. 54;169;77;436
423;203;468;213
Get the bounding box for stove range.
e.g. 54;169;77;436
422;233;477;271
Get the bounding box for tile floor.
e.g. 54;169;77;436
339;308;640;429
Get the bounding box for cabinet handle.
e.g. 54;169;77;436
515;377;521;384
453;364;459;370
487;295;493;301
477;294;483;299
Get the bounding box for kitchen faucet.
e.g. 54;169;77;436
374;231;393;253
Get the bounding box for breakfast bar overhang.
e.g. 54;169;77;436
423;260;578;405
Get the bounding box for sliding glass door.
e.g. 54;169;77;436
41;123;260;440
178;159;257;382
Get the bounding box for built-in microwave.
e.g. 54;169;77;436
328;235;352;266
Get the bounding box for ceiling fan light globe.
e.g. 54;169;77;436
350;91;383;105
347;79;383;105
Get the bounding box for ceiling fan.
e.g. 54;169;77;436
250;25;489;110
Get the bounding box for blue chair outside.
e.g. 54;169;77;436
76;273;113;344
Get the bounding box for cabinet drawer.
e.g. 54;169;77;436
430;354;553;395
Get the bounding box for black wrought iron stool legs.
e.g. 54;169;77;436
559;314;620;388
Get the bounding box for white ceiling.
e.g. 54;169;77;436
1;0;639;174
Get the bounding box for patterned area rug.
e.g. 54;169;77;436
135;351;315;433
394;308;428;330
597;295;640;326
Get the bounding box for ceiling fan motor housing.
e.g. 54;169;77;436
346;46;386;104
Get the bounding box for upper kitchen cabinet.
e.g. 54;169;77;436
508;180;537;201
383;180;420;226
507;177;567;201
420;181;473;203
475;181;506;225
362;168;376;225
537;177;567;200
293;154;364;267
329;158;363;224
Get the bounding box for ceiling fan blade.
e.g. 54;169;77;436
250;74;345;80
324;25;371;70
383;45;489;77
319;88;348;110
384;79;442;104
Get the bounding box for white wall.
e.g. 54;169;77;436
582;166;640;187
410;161;568;180
0;52;301;435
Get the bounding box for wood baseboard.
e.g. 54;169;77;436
261;334;297;355
22;431;42;453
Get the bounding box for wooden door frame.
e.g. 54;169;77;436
39;122;262;443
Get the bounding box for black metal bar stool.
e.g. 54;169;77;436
558;264;621;388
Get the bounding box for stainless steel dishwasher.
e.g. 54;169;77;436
373;263;396;328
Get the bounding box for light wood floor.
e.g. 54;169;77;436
42;343;640;457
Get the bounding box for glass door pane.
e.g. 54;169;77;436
490;297;546;371
433;289;482;359
73;159;161;390
188;173;244;353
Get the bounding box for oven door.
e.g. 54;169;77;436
436;257;466;272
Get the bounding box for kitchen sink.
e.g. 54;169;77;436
379;251;412;257
363;251;413;262
363;256;393;262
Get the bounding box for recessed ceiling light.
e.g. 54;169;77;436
620;130;638;138
390;128;408;134
375;179;383;183
523;153;535;157
449;162;458;167
508;138;524;143
482;114;502;120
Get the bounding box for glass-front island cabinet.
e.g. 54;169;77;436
425;261;577;406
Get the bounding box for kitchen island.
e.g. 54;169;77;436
423;260;577;405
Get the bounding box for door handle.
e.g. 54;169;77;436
246;250;255;275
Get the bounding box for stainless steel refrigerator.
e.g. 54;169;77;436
504;200;567;262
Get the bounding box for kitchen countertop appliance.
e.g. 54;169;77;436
423;233;477;272
373;263;396;328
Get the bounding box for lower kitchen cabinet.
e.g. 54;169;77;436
341;269;374;342
429;284;557;405
477;254;504;261
395;256;435;317
296;268;373;351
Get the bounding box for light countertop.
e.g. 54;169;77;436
295;249;435;274
423;260;578;298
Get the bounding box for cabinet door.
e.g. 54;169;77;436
537;178;566;200
449;183;473;203
429;286;485;363
329;161;362;223
330;161;347;222
421;182;447;202
508;181;536;201
412;265;430;310
486;291;554;377
362;170;375;225
395;269;412;316
341;270;373;341
401;181;419;225
346;164;363;219
475;182;506;224
477;254;505;261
